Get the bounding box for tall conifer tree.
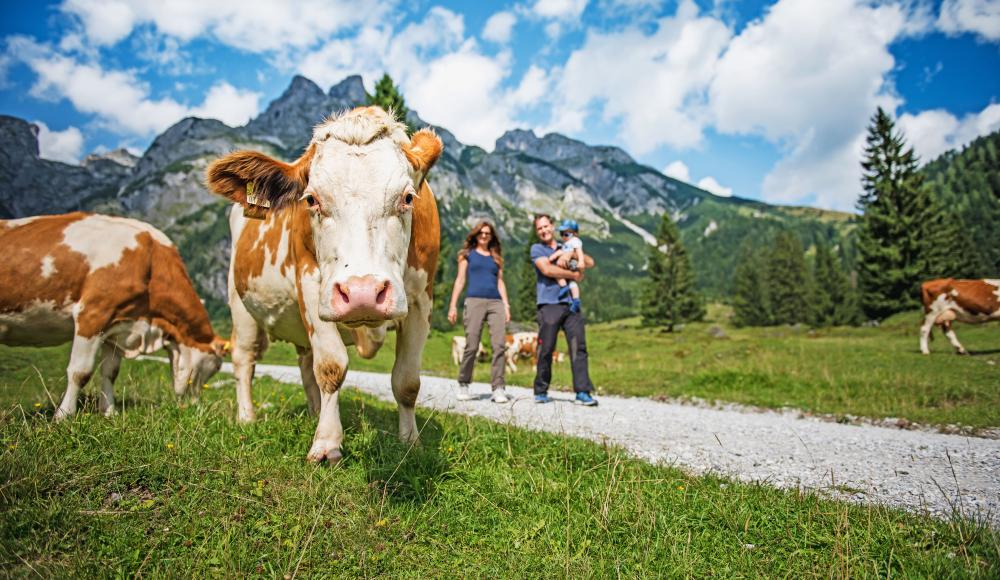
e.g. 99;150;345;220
766;231;813;325
641;213;704;331
813;239;858;326
856;107;935;320
367;73;412;131
513;231;541;323
731;242;771;327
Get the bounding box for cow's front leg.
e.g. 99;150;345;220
392;294;432;444
55;333;102;421
300;276;349;464
305;336;348;464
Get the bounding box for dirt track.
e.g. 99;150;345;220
238;362;1000;527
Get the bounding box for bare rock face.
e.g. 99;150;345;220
0;116;134;218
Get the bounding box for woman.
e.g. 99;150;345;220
447;221;511;403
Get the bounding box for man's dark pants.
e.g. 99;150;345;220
533;303;594;395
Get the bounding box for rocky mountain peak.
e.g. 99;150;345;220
328;74;367;104
82;147;139;168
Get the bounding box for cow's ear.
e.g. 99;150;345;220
403;129;443;178
206;145;315;216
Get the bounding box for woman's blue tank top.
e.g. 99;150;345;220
466;250;501;299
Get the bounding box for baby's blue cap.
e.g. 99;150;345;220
558;219;579;232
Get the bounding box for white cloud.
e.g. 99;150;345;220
898;103;1000;162
532;0;589;20
708;0;920;210
483;11;517;44
550;0;731;152
60;0;394;52
34;121;84;164
937;0;1000;41
10;37;260;136
697;176;732;197
296;7;543;149
191;82;261;127
662;160;691;181
405;47;514;147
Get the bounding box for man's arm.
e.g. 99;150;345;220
534;257;582;281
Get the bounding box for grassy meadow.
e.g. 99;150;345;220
1;345;998;576
259;306;1000;430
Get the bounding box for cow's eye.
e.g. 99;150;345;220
304;194;318;209
404;193;414;205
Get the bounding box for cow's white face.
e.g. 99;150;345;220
168;342;223;397
206;107;442;328
305;137;418;326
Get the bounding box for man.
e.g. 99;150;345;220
529;214;598;406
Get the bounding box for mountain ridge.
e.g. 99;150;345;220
0;74;858;321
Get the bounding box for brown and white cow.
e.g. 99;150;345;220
920;278;1000;355
206;107;442;463
0;213;226;419
451;335;488;366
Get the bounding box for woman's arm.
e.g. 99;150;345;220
447;258;468;325
497;268;511;323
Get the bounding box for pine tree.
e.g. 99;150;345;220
766;230;813;325
512;231;541;323
731;242;771;327
813;240;857;326
431;234;457;331
367;73;412;131
640;213;704;331
856;107;937;320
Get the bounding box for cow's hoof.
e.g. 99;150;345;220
53;408;73;422
307;442;343;465
958;350;970;356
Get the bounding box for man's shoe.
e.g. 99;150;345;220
574;392;598;406
569;299;581;313
534;394;552;404
456;383;473;401
491;388;509;403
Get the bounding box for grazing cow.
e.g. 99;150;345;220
505;331;538;373
451;335;488;366
920;278;1000;355
0;213;226;419
206;107;442;463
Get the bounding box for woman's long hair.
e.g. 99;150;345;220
458;220;503;269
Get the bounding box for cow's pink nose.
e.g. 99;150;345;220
331;275;393;322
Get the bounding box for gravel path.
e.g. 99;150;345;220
241;362;1000;527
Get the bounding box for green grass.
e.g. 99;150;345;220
258;306;1000;430
1;348;997;576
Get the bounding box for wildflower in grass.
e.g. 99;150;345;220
166;443;175;450
677;485;685;491
376;519;388;527
33;403;41;408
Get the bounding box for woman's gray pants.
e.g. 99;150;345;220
458;297;507;389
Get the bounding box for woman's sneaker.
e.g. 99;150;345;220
456;383;473;401
574;392;598;406
491;388;509;403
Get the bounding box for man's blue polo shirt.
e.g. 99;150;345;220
530;242;569;306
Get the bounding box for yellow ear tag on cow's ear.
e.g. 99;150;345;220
243;180;270;220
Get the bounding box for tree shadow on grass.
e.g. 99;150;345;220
338;395;452;507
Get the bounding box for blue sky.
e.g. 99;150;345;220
1;0;997;212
